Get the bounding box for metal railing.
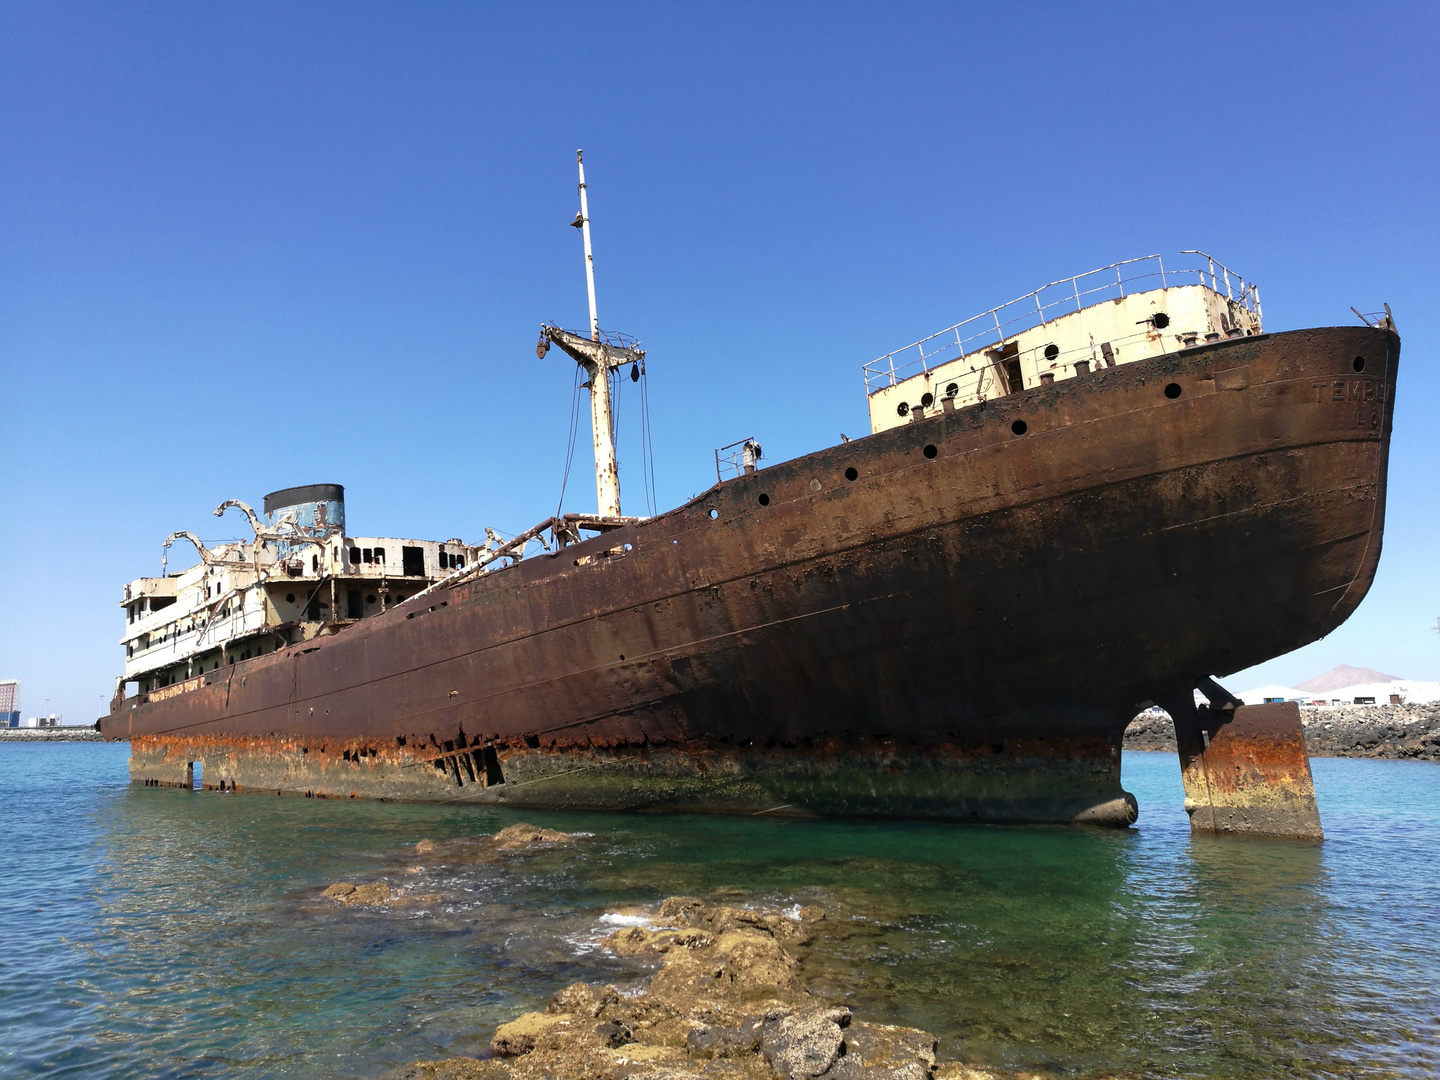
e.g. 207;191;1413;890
863;253;1260;395
715;438;762;482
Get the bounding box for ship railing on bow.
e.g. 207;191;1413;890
862;253;1261;394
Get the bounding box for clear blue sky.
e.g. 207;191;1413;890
2;3;1436;723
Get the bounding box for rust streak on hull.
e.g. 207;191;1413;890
103;325;1400;824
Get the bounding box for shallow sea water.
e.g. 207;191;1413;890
1;743;1436;1080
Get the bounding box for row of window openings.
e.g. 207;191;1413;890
348;544;457;572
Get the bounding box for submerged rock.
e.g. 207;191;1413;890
492;822;581;848
323;882;392;905
322;881;442;907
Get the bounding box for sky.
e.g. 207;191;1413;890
1;2;1436;724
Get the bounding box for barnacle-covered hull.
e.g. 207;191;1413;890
102;325;1399;824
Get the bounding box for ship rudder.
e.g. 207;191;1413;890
1160;688;1323;840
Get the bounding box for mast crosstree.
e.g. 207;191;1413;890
537;149;645;519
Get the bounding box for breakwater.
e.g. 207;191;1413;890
1125;703;1440;759
0;726;104;742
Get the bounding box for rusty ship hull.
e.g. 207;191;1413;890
102;324;1399;823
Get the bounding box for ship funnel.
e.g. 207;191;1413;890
262;483;346;538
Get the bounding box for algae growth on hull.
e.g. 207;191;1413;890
2;744;1438;1079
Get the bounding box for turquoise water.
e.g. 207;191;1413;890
1;744;1436;1079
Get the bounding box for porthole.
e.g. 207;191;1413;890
1165;383;1182;399
1043;343;1059;361
945;383;958;398
844;467;858;481
708;508;719;519
1152;312;1170;329
1353;355;1366;372
758;493;770;506
921;392;934;408
1011;420;1028;436
366;594;376;604
808;478;822;492
923;444;938;459
896;402;910;417
286;593;296;603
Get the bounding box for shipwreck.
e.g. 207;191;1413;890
101;154;1400;838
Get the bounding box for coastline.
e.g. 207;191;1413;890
1125;703;1440;759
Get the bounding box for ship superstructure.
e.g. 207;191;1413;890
118;484;485;698
865;253;1262;432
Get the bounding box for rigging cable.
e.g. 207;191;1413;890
639;360;656;516
554;360;583;521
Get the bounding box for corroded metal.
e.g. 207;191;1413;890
103;325;1399;823
1172;702;1323;839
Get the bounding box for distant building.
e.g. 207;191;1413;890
21;714;61;728
0;679;18;728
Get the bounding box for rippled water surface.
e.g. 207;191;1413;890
2;743;1437;1079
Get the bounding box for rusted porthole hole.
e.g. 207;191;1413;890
708;508;719;519
1011;420;1028;436
758;493;770;506
1353;355;1366;372
1165;382;1182;399
921;391;934;408
1043;343;1059;361
844;467;858;481
896;401;909;417
923;444;938;459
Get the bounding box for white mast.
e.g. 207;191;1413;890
577;150;600;343
536;150;643;520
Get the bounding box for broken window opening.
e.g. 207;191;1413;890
373;547;385;564
363;548;373;564
347;589;364;619
189;760;203;791
402;546;425;577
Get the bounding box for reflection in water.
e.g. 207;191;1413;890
0;745;1436;1079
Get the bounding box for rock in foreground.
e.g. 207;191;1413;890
382;896;1020;1080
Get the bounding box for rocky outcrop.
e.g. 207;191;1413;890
1123;704;1440;760
492;823;579;849
379;896;1001;1080
322;881;442;907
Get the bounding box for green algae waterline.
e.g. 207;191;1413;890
1;742;1437;1079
